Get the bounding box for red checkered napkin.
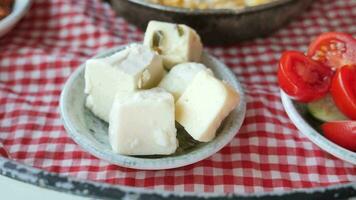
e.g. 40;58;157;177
0;0;355;195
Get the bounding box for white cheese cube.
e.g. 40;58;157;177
85;44;164;122
176;71;240;142
143;20;203;69
158;62;213;101
109;88;178;155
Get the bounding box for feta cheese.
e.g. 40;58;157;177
158;62;213;101
143;21;203;69
85;44;164;122
175;71;240;142
109;88;178;155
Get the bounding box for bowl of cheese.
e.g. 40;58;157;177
110;0;313;45
60;21;246;170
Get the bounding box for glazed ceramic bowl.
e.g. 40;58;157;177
60;45;246;170
0;0;31;37
110;0;313;45
281;91;356;165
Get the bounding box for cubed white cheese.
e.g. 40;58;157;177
143;20;203;69
85;44;164;122
158;62;213;101
109;88;178;155
175;71;240;142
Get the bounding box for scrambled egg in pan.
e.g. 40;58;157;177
150;0;272;9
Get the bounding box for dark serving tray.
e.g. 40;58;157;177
0;156;355;199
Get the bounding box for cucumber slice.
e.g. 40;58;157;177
307;94;348;122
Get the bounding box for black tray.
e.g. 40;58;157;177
1;157;355;199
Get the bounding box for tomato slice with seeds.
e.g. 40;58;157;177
330;65;356;120
307;32;356;70
322;121;356;152
278;51;334;102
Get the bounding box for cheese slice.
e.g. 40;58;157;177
158;62;213;101
143;20;203;69
109;88;178;155
85;44;164;122
175;71;240;142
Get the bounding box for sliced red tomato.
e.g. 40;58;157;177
278;51;333;102
322;121;356;151
330;65;356;120
307;32;356;69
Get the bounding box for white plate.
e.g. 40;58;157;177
60;46;246;170
0;0;31;37
281;91;356;165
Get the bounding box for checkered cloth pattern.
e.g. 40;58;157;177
0;0;355;195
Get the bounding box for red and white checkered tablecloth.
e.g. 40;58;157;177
0;0;355;195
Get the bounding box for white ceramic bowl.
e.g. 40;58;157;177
60;46;246;170
0;0;31;37
281;91;356;165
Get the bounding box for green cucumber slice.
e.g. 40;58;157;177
307;94;348;122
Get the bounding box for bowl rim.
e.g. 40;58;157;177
0;0;32;36
280;90;356;165
124;0;294;15
60;45;247;170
